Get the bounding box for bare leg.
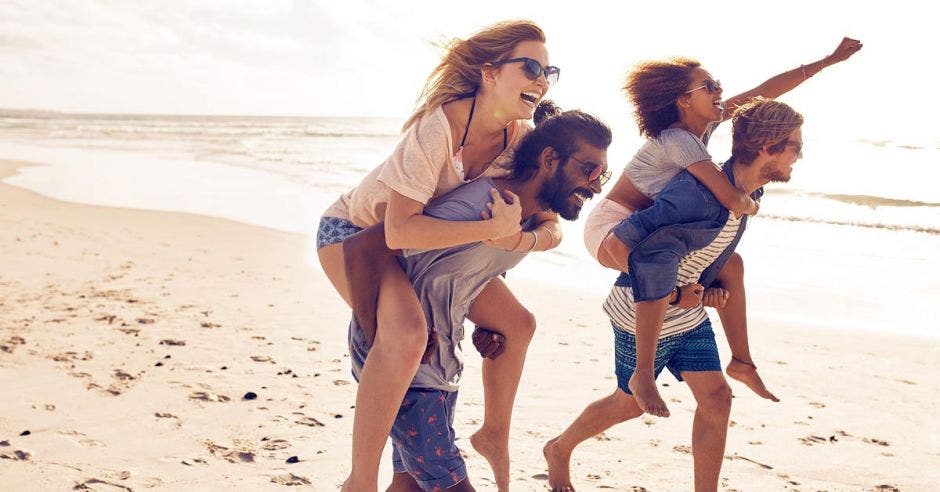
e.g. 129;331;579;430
544;389;643;491
345;224;402;344
682;371;733;492
465;277;536;492
321;242;429;491
386;472;423;492
712;253;778;402
627;297;670;417
317;242;354;306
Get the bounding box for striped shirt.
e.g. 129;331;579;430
603;212;741;338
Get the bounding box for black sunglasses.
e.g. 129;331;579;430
492;57;560;85
568;155;611;186
685;79;722;94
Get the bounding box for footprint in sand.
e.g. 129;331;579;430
51;351;94;362
271;473;312;486
798;435;828;446
203;440;254;463
73;478;133;491
0;449;31;460
729;454;773;470
262;439;291;451
160;339;186;346
871;486;900;492
1;335;27;352
189;391;230;403
294;416;325;427
672;445;691;454
154;412;182;428
863;438;890;447
809;401;826;408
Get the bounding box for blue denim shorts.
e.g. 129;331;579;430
613;319;721;394
390;388;467;491
316;216;362;250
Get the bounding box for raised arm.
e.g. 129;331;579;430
686;160;759;216
721;37;863;120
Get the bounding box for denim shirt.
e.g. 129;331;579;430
611;160;763;302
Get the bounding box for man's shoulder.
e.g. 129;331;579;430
424;178;495;221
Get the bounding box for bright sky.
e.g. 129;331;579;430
1;1;935;144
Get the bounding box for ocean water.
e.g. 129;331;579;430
1;111;938;338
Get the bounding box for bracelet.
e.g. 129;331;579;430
668;287;682;306
528;230;539;252
800;64;808;80
510;232;525;251
545;226;559;248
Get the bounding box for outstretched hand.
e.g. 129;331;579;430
828;37;863;64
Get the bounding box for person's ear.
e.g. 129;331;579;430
676;94;691;110
481;63;498;87
539;146;558;170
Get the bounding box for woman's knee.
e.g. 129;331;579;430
373;321;428;364
515;308;537;341
724;252;744;276
493;307;536;342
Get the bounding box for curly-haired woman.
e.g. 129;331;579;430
582;37;863;419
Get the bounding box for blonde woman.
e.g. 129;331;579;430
316;20;562;491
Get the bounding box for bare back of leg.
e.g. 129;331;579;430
466;277;536;491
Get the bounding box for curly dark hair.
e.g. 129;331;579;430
623;57;701;139
505;100;612;182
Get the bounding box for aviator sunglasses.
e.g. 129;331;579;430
685;79;722;94
492;57;560;85
569;155;611;186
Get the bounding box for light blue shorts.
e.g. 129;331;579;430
315;216;362;249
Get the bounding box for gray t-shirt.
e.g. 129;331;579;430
348;177;531;392
624;125;715;199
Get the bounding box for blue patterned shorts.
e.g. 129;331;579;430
613;319;721;395
316;216;363;250
390;388;466;491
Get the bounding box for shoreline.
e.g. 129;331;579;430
2;158;939;489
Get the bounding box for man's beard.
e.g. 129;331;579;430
759;162;791;183
537;163;592;220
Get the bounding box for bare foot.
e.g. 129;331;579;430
628;372;670;417
470;429;509;491
726;358;779;402
543;438;575;491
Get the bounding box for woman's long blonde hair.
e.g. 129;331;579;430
402;20;545;132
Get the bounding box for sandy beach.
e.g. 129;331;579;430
2;159;939;491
